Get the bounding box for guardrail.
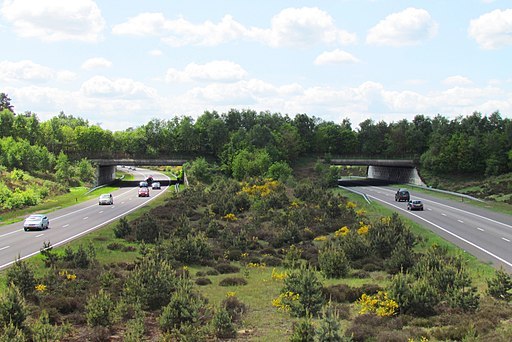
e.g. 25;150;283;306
337;185;372;204
405;184;485;203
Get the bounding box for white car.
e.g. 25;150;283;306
99;193;114;205
24;214;49;231
152;182;161;190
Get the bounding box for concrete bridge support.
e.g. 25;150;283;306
367;165;424;186
96;165;116;186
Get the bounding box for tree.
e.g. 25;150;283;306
0;93;14;113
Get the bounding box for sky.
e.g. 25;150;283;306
1;0;512;132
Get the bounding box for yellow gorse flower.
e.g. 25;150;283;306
222;213;238;221
314;235;328;241
346;201;357;209
357;291;398;317
334;226;350;237
271;268;287;281
226;292;236;297
35;284;47;292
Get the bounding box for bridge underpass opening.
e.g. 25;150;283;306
367;165;424;186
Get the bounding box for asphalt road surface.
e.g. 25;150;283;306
340;180;512;273
0;167;170;271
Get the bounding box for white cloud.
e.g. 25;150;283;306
367;7;438;46
80;76;157;99
468;9;512;49
56;70;78;82
251;7;356;47
166;61;248;83
0;60;53;82
314;49;360;65
442;75;473;87
81;57;112;70
148;49;163;56
112;7;356;48
1;0;105;42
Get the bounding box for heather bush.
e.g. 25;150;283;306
219;277;248;286
215;263;240;274
221;295;247;323
195;277;212;286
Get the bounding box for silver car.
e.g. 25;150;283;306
152;182;161;190
99;193;114;205
24;214;49;231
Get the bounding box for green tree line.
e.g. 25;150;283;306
2;93;512;179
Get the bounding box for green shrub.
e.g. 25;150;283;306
212;307;237;339
6;257;35;298
123;254;177;310
0;284;27;329
315;303;348;342
487;267;512;301
0;320;26;342
114;217;132;239
159;280;209;332
85;289;115;327
31;310;67;342
134;214;161;243
282;264;324;317
290;315;315;342
318;243;349;279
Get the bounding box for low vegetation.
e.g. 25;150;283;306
1;160;511;341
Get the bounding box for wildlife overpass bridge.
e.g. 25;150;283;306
330;158;424;185
90;158;188;185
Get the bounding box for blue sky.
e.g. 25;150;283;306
1;0;512;131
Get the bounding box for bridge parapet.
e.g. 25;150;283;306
330;159;416;167
90;159;188;166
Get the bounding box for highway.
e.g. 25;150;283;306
341;182;512;273
0;167;170;271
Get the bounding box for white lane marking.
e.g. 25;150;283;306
367;194;512;268
0;171;171;271
35;234;44;238
502;238;510;242
458;220;464;223
0;246;10;251
427;208;432;211
0;229;22;238
83;217;88;220
370;186;512;230
441;213;447;216
62;224;69;228
99;211;104;214
477;227;485;232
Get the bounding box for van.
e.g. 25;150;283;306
395;189;410;202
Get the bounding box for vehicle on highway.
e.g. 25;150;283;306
146;175;154;185
395;189;410;202
139;181;148;188
23;214;49;231
407;199;424;211
138;187;150;197
99;193;114;205
151;181;161;190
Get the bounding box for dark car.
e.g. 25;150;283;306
146;176;154;185
24;214;49;231
407;199;424;211
395;189;410;202
138;187;150;197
